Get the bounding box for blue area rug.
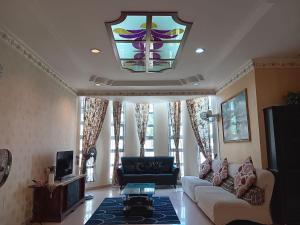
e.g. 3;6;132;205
85;196;180;224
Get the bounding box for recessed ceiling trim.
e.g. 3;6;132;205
105;11;192;73
78;89;216;97
0;27;77;95
90;74;205;86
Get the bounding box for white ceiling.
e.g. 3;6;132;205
0;0;300;93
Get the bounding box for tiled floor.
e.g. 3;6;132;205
39;186;213;225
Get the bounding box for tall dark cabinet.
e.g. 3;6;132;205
264;105;300;225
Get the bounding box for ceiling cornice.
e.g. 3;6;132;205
216;57;300;93
216;59;255;93
253;57;300;68
0;27;77;96
77;89;216;96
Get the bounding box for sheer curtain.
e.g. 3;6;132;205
112;101;122;185
135;103;149;157
82;97;109;174
186;98;210;159
169;101;181;176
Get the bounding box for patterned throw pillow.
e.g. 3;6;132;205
241;186;265;205
199;157;212;179
212;158;229;186
234;157;257;198
220;176;235;194
204;170;214;183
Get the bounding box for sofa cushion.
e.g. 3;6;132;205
121;157;174;174
199;156;212;178
234;157;257;197
241;186;265;205
212;158;229;186
195;185;272;225
204;171;214;183
195;186;251;225
181;176;212;202
156;157;174;173
123;173;174;184
220;176;235;194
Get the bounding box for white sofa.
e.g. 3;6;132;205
181;160;274;225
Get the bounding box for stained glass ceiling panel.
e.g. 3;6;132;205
151;16;186;41
106;12;192;73
111;16;147;41
148;60;174;72
121;60;146;72
150;42;180;60
116;42;146;59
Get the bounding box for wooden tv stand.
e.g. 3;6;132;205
31;174;85;222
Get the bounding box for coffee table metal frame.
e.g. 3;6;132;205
121;183;155;216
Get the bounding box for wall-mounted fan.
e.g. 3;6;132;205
200;110;219;122
0;149;12;188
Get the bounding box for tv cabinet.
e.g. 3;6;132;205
31;174;85;222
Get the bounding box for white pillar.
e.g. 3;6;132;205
124;102;139;157
154;102;169;156
182;101;199;176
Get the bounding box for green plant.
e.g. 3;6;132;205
287;91;300;105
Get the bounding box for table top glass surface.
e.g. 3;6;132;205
121;183;155;195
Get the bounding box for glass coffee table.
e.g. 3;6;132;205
121;183;155;216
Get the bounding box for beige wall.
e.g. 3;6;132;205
0;41;78;225
217;70;262;168
217;66;300;169
255;68;300;168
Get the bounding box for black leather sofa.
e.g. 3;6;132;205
117;156;180;188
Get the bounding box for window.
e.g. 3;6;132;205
168;105;184;176
109;105;125;180
145;104;154;157
79;97;96;182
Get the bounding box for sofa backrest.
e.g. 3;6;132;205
121;156;174;174
212;159;275;207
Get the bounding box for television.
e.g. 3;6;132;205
55;150;73;180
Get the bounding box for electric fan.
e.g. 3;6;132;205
0;149;12;188
200;110;219;121
84;146;97;200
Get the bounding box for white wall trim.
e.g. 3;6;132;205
0;27;77;96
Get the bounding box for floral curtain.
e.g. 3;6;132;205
169;101;181;177
135;103;149;157
186;98;210;159
112;101;122;185
82;97;109;173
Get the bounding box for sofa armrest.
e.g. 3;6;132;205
117;167;124;185
171;166;180;177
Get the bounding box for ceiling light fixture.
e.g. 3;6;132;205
90;48;101;54
105;12;192;73
195;48;205;54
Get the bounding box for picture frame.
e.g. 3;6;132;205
221;89;251;143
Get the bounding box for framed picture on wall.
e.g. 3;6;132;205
221;89;251;142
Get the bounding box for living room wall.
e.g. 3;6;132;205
216;70;262;168
86;100;201;188
217;60;300;169
255;68;300;168
0;40;78;225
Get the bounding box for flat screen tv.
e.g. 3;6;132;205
55;150;73;180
